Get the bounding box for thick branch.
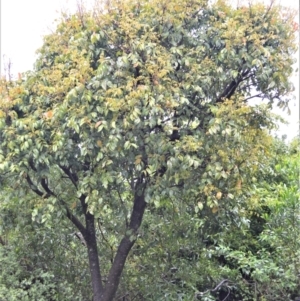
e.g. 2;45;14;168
74;231;87;246
26;174;47;197
80;194;88;214
62;199;86;236
41;178;54;195
58;164;78;188
28;157;37;172
216;69;251;103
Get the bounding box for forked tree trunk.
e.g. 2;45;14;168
82;191;147;301
100;193;147;301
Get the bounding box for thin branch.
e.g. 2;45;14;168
97;220;114;263
25;170;86;237
243;93;266;102
116;293;129;300
117;189;129;228
195;279;232;299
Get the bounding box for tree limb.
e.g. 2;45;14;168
41;177;54;196
195;279;232;299
26;174;48;197
58;164;78;189
28;157;37;172
63;201;86;236
216;69;251;103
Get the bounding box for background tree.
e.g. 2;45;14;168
0;0;298;300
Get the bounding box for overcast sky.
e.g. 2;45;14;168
1;0;299;141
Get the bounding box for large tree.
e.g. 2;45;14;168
0;0;297;300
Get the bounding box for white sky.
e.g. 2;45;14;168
0;0;299;141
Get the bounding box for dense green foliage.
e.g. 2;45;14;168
1;138;299;300
0;0;299;300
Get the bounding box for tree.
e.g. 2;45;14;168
254;138;300;300
0;0;297;300
0;184;93;300
203;137;300;301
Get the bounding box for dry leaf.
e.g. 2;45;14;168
212;206;218;214
43;110;53;119
95;121;102;128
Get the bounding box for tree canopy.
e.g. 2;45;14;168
0;0;298;300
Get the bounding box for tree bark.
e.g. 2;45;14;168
85;212;104;301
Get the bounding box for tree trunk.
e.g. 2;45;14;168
81;187;146;301
85;212;104;301
100;192;147;301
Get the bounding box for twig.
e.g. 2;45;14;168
194;279;232;299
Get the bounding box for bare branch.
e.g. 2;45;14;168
243;92;266;102
195;279;232;299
